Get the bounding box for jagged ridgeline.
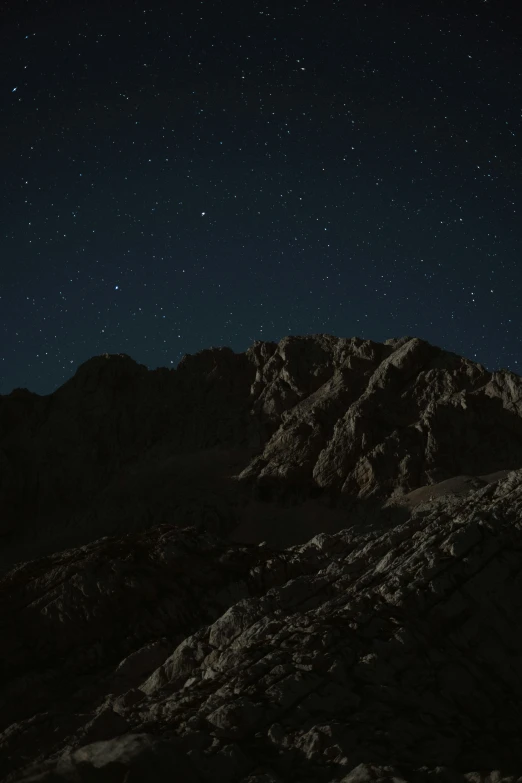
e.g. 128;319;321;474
2;334;522;781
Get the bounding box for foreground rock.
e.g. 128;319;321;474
2;335;522;571
3;467;522;781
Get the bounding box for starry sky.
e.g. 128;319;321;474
1;0;521;396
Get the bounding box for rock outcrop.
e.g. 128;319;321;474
2;333;522;781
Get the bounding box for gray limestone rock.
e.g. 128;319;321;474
2;335;522;782
7;733;201;782
2;334;522;568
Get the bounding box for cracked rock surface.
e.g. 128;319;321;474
2;334;522;781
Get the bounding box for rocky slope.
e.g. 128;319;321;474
2;334;522;570
2;333;522;781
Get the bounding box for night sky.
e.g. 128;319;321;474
1;0;521;396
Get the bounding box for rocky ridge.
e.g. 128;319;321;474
1;333;522;781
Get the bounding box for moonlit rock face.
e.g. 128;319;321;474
2;334;522;782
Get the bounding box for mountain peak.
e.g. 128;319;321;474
2;334;522;781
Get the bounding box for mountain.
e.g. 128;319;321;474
2;334;522;782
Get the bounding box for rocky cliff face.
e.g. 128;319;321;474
2;334;522;782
